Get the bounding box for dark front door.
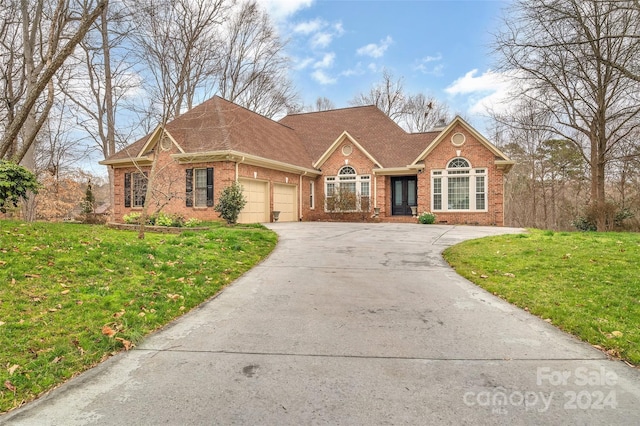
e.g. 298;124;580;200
391;177;417;215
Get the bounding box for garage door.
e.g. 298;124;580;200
273;183;297;222
237;179;269;223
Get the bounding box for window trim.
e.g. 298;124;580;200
324;166;371;212
309;181;315;210
431;158;487;212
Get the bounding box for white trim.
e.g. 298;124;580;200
313;131;382;169
431;158;488;212
172;150;321;176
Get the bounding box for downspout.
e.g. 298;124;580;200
374;173;378;208
235;156;245;182
299;173;305;220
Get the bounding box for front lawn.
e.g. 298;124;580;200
0;220;277;413
443;229;640;365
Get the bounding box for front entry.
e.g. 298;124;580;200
391;176;417;215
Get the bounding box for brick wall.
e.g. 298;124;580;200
111;124;506;226
416;124;505;226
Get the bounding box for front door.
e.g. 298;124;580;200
391;177;417;215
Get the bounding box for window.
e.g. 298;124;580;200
185;168;213;207
324;166;371;212
194;169;208;206
310;181;315;209
431;158;487;212
124;172;147;208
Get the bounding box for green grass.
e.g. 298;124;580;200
0;220;277;413
443;229;640;365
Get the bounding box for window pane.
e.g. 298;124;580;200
408;179;416;205
448;158;470;168
133;173;146;207
433;177;441;210
327;182;335;196
448;176;469;209
360;181;370;197
394;180;402;205
476;176;485;210
194;169;208;206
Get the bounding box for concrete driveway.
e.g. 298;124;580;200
3;223;640;425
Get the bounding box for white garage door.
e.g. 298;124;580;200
273;184;297;222
238;179;269;223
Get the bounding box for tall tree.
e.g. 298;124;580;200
218;1;299;118
494;0;640;230
0;0;108;162
131;0;226;124
350;69;451;132
349;69;407;121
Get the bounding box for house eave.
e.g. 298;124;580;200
372;166;421;176
172;150;322;176
495;160;515;172
99;156;153;167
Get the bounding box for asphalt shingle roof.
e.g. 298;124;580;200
107;96;440;169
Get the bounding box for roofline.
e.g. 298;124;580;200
171;150;322;176
282;104;381;118
372;166;422;176
411;116;513;165
99;156;153;167
313;131;382;169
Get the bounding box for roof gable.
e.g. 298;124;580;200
280;106;432;168
104;96;314;169
313;131;382;169
412;116;513;166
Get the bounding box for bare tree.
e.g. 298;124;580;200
0;0;107;162
218;1;299;118
131;0;226;124
494;0;640;230
402;93;450;133
311;96;335;112
349;69;407;121
62;1;139;213
350;69;451;132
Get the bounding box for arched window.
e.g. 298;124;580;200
325;166;371;212
339;166;356;175
447;158;470;169
431;157;486;211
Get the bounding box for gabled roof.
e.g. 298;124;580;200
279;106;439;168
412;116;514;170
313;131;381;169
103;96;314;169
103;96;511;173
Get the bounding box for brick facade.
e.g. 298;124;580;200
105;97;511;226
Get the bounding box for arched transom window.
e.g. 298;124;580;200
325;166;371;212
431;157;487;211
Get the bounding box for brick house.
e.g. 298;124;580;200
101;96;514;225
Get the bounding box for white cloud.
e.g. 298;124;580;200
413;53;444;76
356;36;393;58
293;19;324;34
445;69;516;115
294;57;314;70
367;63;378;73
311;32;333;49
314;52;335;69
312;70;337;85
260;0;314;22
341;62;365;77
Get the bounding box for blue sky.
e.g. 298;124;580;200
264;0;511;131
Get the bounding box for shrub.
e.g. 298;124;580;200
418;211;436;224
123;212;142;224
184;218;202;227
214;182;247;224
572;216;596;232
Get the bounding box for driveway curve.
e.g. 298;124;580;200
3;223;640;425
